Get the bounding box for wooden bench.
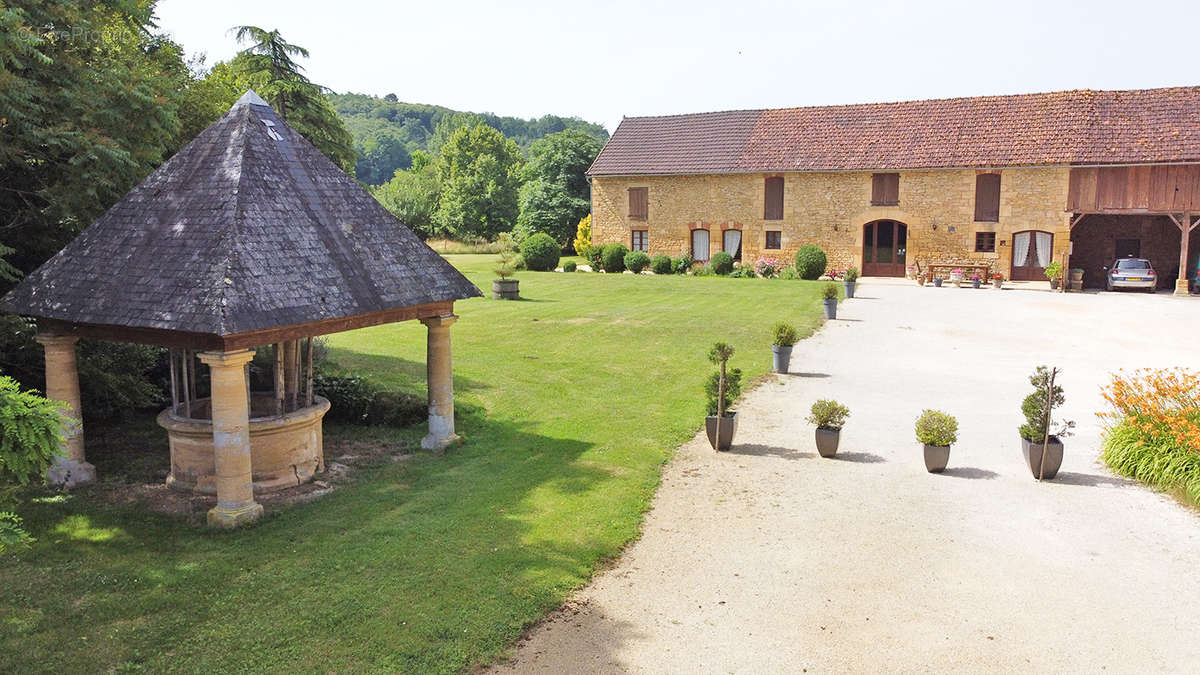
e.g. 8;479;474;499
924;263;992;283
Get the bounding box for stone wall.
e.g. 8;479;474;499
591;168;1073;277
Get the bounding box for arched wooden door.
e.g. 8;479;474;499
862;220;907;276
1011;230;1053;281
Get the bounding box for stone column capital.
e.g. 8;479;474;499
197;348;255;369
35;334;79;348
420;314;459;330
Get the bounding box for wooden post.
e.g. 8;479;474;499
305;337;314;407
273;342;285;416
1177;213;1192;296
169;347;180;415
198;349;262;528
180;349;191;418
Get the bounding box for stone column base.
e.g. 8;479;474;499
46;458;96;489
1175;279;1191;296
421;431;462;453
207;502;264;528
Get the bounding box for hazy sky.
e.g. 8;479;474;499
156;0;1198;132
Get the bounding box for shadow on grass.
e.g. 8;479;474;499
5;408;626;674
830;451;886;464
728;444;814;461
1050;471;1138;488
940;467;999;480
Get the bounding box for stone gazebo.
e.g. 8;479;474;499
1;91;480;527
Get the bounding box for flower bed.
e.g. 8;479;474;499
1100;368;1200;506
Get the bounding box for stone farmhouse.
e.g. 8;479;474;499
587;87;1200;292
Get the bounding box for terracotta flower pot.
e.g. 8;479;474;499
705;412;738;451
923;444;950;473
815;428;840;457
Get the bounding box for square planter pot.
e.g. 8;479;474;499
923;444;950;473
823;298;837;319
771;344;793;374
1021;436;1064;479
705;412;738;451
815;428;840;457
492;278;520;300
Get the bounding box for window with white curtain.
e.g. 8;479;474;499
1012;231;1031;267
691;229;710;261
1034;232;1052;268
723;230;742;260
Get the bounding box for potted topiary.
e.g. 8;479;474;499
821;282;838;319
915;409;958;473
843;266;859;298
808;399;849;457
492;233;520;299
1018;366;1074;480
705;342;742;451
1044;261;1063;290
771;321;799;373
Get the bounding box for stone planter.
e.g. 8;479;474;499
823;298;837;319
843;281;856;298
923;444;950;473
815;428;840;457
1069;268;1084;292
1021;436;1064;480
933;278;943;287
772;344;793;374
972;279;981;289
158;395;331;494
705;412;738;451
492;278;519;300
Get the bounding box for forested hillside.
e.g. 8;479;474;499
331;93;608;185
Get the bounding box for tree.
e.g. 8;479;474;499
355;128;412;185
228;26;356;173
0;374;66;553
515;130;603;246
436;124;523;239
427;111;486;157
372;151;441;238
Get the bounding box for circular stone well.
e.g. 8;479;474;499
157;394;331;495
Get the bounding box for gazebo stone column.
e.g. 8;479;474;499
197;349;262;528
420;314;461;452
36;334;95;488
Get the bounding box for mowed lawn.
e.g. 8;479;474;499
1;255;829;673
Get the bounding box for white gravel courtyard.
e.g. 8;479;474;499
494;280;1200;673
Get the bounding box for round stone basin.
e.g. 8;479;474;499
157;394;331;495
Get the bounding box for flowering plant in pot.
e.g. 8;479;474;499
971;274;982;289
915;409;958;473
991;272;1004;289
808;399;849;457
770;322;799;373
821;282;838;319
843;266;859;298
1018;366;1074;480
705;342;742;451
950;268;965;287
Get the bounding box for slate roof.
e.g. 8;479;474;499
588;86;1200;176
2;91;480;340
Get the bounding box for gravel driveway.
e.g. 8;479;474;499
493;281;1200;673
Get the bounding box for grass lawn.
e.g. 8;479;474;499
1;256;830;673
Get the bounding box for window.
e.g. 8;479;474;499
764;177;784;220
975;232;996;253
765;231;782;249
691;229;710;261
974;173;1001;222
628;187;648;221
871;173;899;205
723;230;742;261
631;230;648;252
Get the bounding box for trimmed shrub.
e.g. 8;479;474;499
794;244;828;280
314;372;423;427
672;254;693;274
915;410;958;447
562;260;577;272
844;266;859;283
650;254;672;275
821;282;838;300
710;251;735;275
807;399;849;430
601;243;629;273
519;232;560;272
624;250;651;273
584;245;604;272
772;321;800;346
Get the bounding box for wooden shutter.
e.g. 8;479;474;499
871;173;899;205
764;177;784;220
628;187;648;220
974;174;1001;222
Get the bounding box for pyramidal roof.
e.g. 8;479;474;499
2;91;480;346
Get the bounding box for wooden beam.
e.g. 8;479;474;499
1167;213;1185;231
1069;213;1087;230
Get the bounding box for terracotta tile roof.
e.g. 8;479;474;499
588;87;1200;175
1;91;481;340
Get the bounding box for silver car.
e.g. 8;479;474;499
1105;257;1157;292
